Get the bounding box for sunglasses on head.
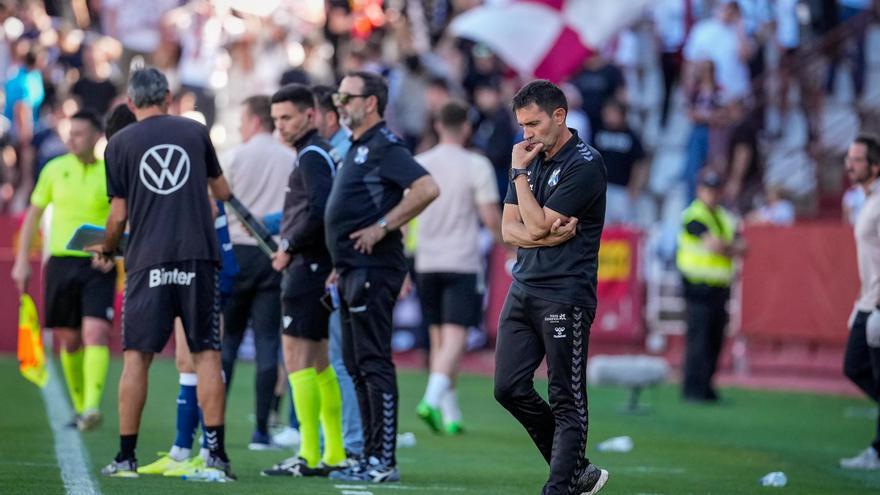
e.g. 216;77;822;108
332;92;369;106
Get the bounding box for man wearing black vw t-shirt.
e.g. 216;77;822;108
92;68;234;480
496;80;608;495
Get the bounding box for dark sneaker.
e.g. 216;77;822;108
329;456;400;483
101;458;139;478
574;463;609;495
261;456;328;477
248;430;281;451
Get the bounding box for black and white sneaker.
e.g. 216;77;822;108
574;464;609;495
100;458;139;478
328;456;400;483
261;456;328;477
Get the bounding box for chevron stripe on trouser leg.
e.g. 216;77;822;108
338;267;406;467
494;284;595;495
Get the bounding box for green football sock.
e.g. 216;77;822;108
317;366;346;466
290;368;321;468
60;348;85;414
82;345;109;412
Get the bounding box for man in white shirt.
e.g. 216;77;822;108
413;100;504;434
219;94;295;450
841;134;880;470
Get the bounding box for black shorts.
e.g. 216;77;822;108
44;256;117;329
281;261;331;341
122;260;220;353
415;272;483;328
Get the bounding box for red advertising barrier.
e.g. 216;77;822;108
486;227;645;345
740;222;859;345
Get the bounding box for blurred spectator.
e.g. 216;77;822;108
31;98;67;179
471;78;515;204
746;186;796;226
683;60;723;202
101;0;178;76
652;0;699;128
683;0;752;104
592;99;651;226
559;82;590;142
724;110;763;214
389;54;430;151
4;42;44;142
70;42;117;116
165;0;236;130
826;0;871;102
569;53;626;139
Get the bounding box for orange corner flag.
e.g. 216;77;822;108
18;294;48;388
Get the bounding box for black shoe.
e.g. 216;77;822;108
261;456;328;477
574;463;609;495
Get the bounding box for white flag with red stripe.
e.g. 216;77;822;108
449;0;653;82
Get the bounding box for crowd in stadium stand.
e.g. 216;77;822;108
0;0;873;227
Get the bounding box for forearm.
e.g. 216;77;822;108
102;216;127;253
15;206;42;262
514;178;551;240
502;220;557;248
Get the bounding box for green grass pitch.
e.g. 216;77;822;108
1;355;879;494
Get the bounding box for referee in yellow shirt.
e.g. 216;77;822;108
11;109;115;432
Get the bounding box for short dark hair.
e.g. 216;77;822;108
128;67;170;109
346;71;388;116
104;104;136;139
271;83;315;110
437;100;470;131
512;80;568;118
312;85;338;117
855;133;880;166
243;95;274;131
71;109;103;132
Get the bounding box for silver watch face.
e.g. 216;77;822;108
281;239;290;251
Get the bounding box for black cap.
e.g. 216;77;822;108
699;171;724;189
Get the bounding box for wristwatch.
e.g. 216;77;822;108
280;238;293;254
376;217;389;233
509;168;529;182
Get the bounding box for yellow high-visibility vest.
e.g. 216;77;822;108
676;199;735;287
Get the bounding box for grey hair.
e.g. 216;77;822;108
127;68;169;109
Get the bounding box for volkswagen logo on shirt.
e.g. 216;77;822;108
139;144;191;195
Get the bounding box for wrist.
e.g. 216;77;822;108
376;217;389;234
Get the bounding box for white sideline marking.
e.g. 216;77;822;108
41;355;102;495
341;491;373;495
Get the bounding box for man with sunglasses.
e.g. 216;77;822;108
262;83;349;477
325;71;439;483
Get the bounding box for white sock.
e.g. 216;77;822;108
179;372;198;386
168;445;190;461
441;388;462;423
423;373;451;407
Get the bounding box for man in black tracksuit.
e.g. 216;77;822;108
497;80;608;495
324;71;439;482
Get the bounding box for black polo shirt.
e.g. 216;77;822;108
324;121;429;272
281;129;337;265
504;129;607;308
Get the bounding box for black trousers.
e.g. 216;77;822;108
682;283;729;401
494;284;594;495
221;245;281;435
843;310;880;451
338;267;406;466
